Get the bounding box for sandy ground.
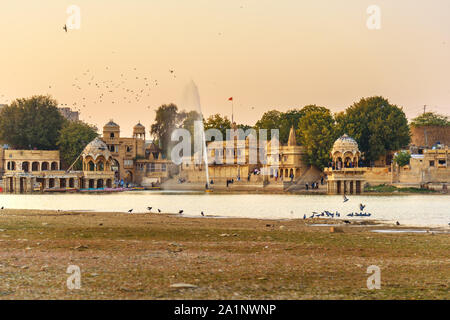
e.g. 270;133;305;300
0;209;448;300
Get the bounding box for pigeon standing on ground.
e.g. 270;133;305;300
396;221;400;226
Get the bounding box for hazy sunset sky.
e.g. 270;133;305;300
0;0;449;136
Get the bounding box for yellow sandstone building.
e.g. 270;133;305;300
1;121;172;193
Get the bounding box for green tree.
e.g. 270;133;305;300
255;108;315;143
0;95;65;149
57;121;98;170
279;109;307;144
254;110;282;141
410;112;450;127
150;104;185;157
203;114;231;139
335;96;411;162
393;151;411;167
181;110;202;149
297;107;337;169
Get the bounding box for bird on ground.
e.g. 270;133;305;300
359;203;366;211
201;211;204;216
147;207;152;211
396;221;400;226
1;207;3;210
179;210;183;215
158;209;161;213
128;209;133;213
343;195;349;202
63;24;67;33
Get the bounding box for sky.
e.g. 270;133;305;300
0;0;449;136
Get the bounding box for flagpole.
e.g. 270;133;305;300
232;100;234;123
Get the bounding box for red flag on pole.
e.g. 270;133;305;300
228;97;233;101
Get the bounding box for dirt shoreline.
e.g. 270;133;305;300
0;209;448;299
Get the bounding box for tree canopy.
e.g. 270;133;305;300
297;106;337;169
57;121;98;170
150;104;186;157
410;112;450;127
335;96;411;162
393;151;411;167
0;95;65;149
203;114;231;139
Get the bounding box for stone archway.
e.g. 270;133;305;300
124;170;133;183
22;162;30;172
32;162;40;171
51;162;58;170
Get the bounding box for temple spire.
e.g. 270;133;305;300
288;126;297;146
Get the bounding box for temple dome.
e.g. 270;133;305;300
104;120;119;128
332;134;359;154
82;137;113;161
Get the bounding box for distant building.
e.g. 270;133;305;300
59;107;79;121
101;120;172;186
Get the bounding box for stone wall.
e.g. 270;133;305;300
410;126;450;147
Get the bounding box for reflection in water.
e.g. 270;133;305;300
0;192;449;228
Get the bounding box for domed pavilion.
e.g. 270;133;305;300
81;137;115;189
325;134;365;194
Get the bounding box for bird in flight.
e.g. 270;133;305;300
147;207;152;211
63;24;68;33
201;211;204;216
128;209;133;213
359;203;366;211
343;195;349;202
179;210;184;215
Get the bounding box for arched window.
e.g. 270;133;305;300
51;162;58;170
41;162;49;171
110;133;115;138
22;162;30;172
98;161;104;171
32;162;40;171
88;161;95;171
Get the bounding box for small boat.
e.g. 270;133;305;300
131;186;145;191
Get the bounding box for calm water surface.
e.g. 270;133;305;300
0;191;449;228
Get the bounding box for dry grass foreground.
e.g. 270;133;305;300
0;209;448;300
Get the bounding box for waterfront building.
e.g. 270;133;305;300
325;134;365;194
101;120;172;186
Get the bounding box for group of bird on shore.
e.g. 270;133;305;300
128;207;206;217
307;195;373;220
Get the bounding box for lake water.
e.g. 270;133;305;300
0;191;449;228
